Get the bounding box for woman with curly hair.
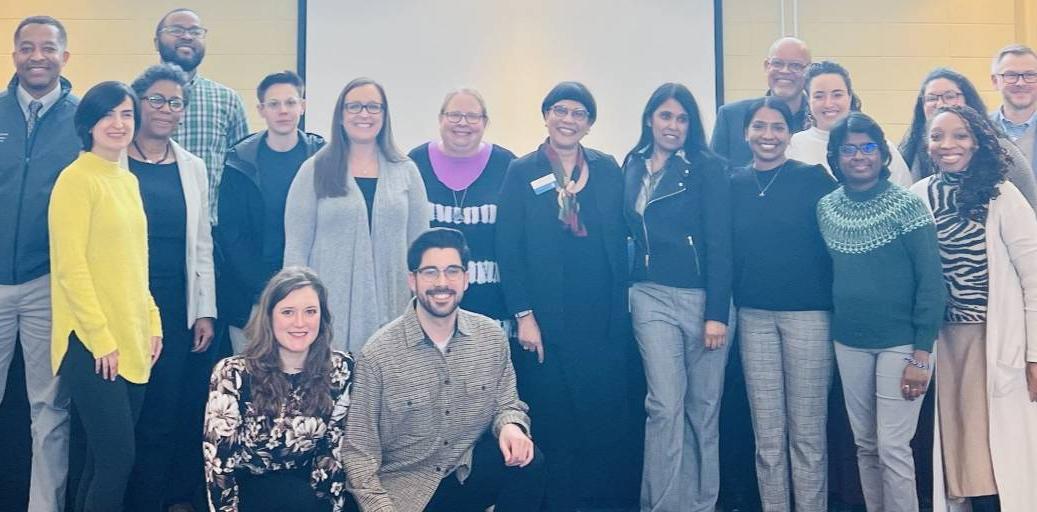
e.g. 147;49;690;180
910;105;1037;512
899;68;1037;209
203;267;355;512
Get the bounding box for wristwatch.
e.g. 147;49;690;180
514;310;533;319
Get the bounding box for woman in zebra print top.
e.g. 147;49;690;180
911;104;1037;511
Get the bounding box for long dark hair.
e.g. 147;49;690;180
900;68;989;173
927;105;1007;222
826;112;892;183
243;266;335;419
624;82;713;165
312;78;405;198
804;61;862;128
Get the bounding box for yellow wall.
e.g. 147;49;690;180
0;1;296;130
723;0;1037;140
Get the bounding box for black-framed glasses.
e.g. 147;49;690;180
997;72;1037;84
415;265;466;282
766;58;808;73
838;142;880;156
343;102;384;115
142;94;186;112
159;25;208;38
923;91;962;104
261;97;303;110
441;111;485;124
549;105;589;122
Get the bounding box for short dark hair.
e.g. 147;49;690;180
804;60;862;115
541;81;597;124
14;16;67;48
130;63;188;99
155;7;199;37
743;96;795;133
74;81;139;150
407;228;472;271
826;112;892;183
257;70;304;102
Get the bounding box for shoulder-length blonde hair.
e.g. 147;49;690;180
312;77;405;198
242;266;335;418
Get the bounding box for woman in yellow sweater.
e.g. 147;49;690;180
48;80;162;512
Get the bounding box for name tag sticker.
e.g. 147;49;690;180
530;173;557;195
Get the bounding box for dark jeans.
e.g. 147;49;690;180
125;284;191;511
60;333;145;512
238;469;330;512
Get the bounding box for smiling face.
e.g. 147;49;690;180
649;98;689;155
809;73;851;131
992;52;1037;112
12;23;68;97
922;78;966;120
838;131;883;189
258;82;305;137
271;286;321;357
408;247;468;319
745;106;790;168
439;92;486;156
928;111;976;173
341;83;384;145
545;99;591;150
155;10;206;73
765;40;810;101
138;79;184;140
91;96;135;158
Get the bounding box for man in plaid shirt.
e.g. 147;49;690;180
155;8;248;224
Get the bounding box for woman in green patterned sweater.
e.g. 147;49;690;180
816;112;945;512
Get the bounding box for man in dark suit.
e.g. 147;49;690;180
710;37;811;168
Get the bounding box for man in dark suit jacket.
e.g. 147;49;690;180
710;37;812;168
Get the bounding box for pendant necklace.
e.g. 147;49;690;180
452;188;469;224
753;163;785;197
133;140;171;164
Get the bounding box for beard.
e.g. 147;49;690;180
416;287;461;319
158;41;205;73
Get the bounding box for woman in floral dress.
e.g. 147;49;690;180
203;267;354;512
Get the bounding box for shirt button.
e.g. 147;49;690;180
444;379;450;385
435;466;442;472
445;410;450;416
443;440;449;446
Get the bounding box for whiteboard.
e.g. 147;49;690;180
305;0;719;159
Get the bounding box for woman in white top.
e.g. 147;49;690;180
787;61;913;187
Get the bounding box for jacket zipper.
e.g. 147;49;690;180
641;187;686;272
11;103;48;280
688;236;701;276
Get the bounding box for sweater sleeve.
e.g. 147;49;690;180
403;160;431;247
995;184;1037;362
495;160;533;315
702;159;734;323
283;161;318;268
48;172;120;357
903;211;945;352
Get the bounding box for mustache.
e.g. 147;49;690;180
425;287;455;296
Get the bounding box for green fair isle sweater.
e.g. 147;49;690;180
817;180;945;352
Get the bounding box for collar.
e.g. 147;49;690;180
765;90;809;113
15;80;64;118
636;146;690;165
402;297;473;348
843;178;891;202
996;106;1037;129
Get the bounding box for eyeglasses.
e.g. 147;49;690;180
261;97;302;110
343;102;384;115
142;94;186;112
549;105;590;122
415;265;466;282
838;142;880;156
766;58;808;73
923;91;963;105
441;111;485;124
997;72;1037;84
159;25;208;38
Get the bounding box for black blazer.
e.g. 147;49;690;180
496;146;629;345
623;150;733;323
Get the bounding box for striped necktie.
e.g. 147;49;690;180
26;100;43;135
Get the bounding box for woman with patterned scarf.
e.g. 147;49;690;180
817;111;945;512
496;81;640;510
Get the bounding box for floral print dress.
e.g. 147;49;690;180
204;351;354;511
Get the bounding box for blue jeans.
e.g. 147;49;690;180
630;282;732;512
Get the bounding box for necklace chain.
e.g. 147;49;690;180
133;140;171;164
753;163;785;197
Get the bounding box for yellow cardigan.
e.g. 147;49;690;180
49;151;162;384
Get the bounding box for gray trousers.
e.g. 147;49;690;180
738;308;833;512
0;274;70;511
630;282;731;512
834;342;929;512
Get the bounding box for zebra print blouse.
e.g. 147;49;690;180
928;173;988;323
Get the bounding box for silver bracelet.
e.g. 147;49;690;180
903;356;930;371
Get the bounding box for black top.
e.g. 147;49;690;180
355;177;377;230
257;139;309;271
731;159;836;310
409;143;516;324
129;157;186;290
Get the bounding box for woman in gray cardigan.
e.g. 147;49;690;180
284;78;430;352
